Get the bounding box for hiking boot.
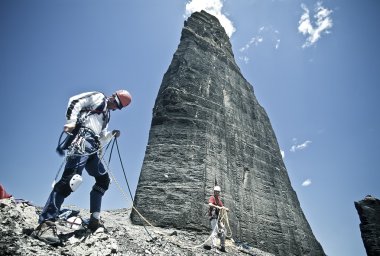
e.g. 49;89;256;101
88;216;100;232
33;221;61;245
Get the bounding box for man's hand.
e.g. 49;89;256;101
64;123;76;133
112;130;121;138
209;203;219;209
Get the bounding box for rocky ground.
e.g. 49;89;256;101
0;198;274;256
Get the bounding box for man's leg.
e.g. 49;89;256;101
219;223;226;252
86;153;110;231
38;191;65;224
210;218;218;248
39;155;86;224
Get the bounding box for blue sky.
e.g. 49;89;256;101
1;1;379;255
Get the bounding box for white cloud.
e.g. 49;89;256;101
302;179;312;187
275;39;281;49
238;26;280;64
290;140;312;152
239;36;264;52
185;0;236;37
239;26;279;52
280;150;285;158
239;56;250;64
298;2;333;48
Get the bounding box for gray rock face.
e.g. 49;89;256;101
355;195;380;256
131;10;325;256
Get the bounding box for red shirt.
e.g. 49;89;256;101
209;195;223;207
208;195;223;218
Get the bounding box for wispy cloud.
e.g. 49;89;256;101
298;2;333;48
238;26;280;64
238;56;250;64
302;179;312;187
185;0;236;37
240;26;280;52
290;140;312;152
239;36;264;52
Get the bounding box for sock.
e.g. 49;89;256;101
91;212;100;220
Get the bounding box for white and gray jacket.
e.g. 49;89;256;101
65;91;113;143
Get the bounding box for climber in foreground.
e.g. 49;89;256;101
205;185;229;252
35;90;132;244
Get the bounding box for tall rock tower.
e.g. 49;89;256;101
132;11;325;256
355;195;380;256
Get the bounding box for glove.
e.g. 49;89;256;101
112;130;120;138
64;123;76;133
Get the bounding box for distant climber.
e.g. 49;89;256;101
205;185;229;252
35;90;132;244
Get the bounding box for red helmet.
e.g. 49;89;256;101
114;90;132;109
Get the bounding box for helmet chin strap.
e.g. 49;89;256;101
114;95;122;109
107;96;120;110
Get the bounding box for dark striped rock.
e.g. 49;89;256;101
131;10;325;256
355;195;380;256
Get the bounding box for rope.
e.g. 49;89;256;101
173;206;233;250
51;158;67;188
219;208;233;238
53;132;156;239
106;137;155;239
115;139;134;202
105;138;218;248
96;135;234;250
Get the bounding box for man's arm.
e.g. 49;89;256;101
208;203;229;211
64;92;101;132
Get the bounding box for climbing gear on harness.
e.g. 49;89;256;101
69;127;100;155
67;127;100;156
69;174;83;191
56;131;75;156
114;90;132;109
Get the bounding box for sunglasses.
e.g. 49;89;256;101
113;95;123;109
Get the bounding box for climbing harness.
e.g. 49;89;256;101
52;129;111;188
56;127;102;157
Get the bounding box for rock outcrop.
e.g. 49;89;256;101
355;195;380;256
132;10;325;256
0;198;275;255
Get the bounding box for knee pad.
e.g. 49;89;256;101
92;173;110;195
54;173;82;197
69;174;83;192
54;178;72;198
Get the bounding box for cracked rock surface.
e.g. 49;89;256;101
355;195;380;256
